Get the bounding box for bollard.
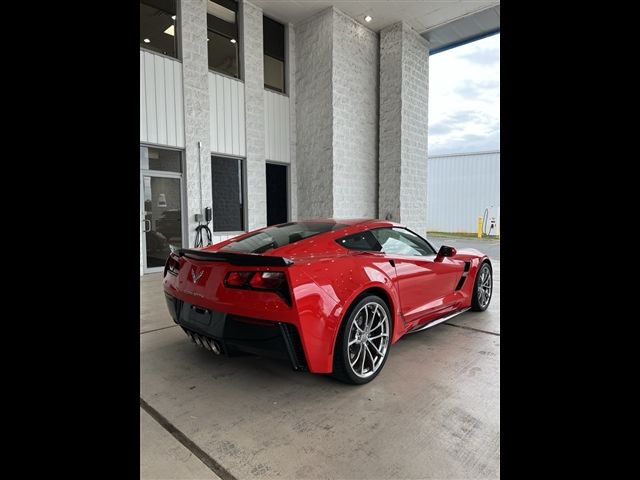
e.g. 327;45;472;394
477;217;483;238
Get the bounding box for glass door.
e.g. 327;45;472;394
141;173;183;273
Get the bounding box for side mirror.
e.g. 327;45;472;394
435;245;457;262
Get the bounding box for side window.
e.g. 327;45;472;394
336;231;382;252
371;228;436;256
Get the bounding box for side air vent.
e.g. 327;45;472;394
455;262;472;290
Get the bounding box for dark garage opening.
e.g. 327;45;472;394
266;163;288;226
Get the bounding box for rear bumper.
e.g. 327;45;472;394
164;293;308;371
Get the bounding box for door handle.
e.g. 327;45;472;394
143;219;151;232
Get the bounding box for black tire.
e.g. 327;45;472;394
470;261;493;311
332;294;392;385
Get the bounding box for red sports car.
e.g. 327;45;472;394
163;219;492;384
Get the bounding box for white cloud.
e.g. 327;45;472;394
428;34;500;155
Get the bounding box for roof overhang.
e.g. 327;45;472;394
422;4;500;54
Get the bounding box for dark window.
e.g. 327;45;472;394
211;156;244;232
263;16;285;92
220;222;348;254
207;0;240;78
140;0;178;58
370;228;437;256
140;146;182;172
336;231;382;252
266;163;288;226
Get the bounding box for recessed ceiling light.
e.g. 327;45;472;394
171;15;176;20
230;38;236;43
143;38;151;43
364;15;372;22
164;25;175;36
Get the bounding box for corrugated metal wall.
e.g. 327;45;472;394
426;151;500;233
264;90;291;163
209;72;246;157
140;51;185;148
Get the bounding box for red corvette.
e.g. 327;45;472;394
163;219;492;384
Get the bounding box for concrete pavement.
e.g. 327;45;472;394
141;407;221;480
140;261;500;479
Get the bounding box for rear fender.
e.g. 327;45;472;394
291;255;401;373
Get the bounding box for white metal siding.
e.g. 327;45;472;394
264;90;290;163
209;72;246;157
426;151;500;233
139;50;185;148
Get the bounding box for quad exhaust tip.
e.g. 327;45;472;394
209;339;221;355
183;329;221;355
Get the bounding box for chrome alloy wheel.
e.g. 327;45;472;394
347;302;390;378
477;264;493;309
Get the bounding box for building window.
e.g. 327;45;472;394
140;146;182;172
211;156;244;232
140;0;178;59
263;16;285;93
207;0;240;78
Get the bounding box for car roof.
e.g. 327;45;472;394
299;218;398;227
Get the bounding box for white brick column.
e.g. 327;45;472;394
240;0;266;230
379;22;430;235
180;0;211;247
294;8;334;219
286;23;298;221
331;9;379;218
295;7;378;219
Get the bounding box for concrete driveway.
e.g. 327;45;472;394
140;261;500;479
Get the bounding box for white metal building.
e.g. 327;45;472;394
140;0;501;274
426;150;500;235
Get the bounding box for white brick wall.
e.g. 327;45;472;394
295;7;378;220
180;0;212;247
294;8;334;218
332;9;379;218
379;22;430;235
241;0;267;230
287;24;298;221
141;4;433;277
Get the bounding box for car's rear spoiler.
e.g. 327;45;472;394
174;248;294;267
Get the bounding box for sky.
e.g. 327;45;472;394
428;33;500;156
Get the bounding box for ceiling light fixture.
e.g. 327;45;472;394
171;15;176;20
143;38;151;43
364;15;372;22
230;38;236;43
164;25;175;36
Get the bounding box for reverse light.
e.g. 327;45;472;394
250;271;285;289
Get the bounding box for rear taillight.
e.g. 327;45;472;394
225;271;253;287
164;255;181;277
224;271;290;304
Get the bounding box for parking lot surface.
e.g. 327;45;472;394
140;260;500;479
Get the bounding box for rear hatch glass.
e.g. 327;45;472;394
220;221;348;254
